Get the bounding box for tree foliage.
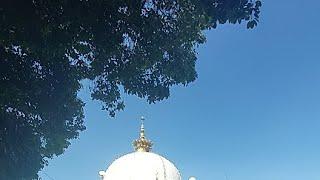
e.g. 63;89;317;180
0;0;261;179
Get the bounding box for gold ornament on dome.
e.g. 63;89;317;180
133;116;153;152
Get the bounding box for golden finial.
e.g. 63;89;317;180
140;116;145;138
133;116;153;152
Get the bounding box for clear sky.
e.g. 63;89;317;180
40;1;320;180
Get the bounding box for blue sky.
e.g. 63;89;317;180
40;1;320;180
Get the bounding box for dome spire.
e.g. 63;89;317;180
133;116;153;152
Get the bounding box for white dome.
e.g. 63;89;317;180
100;151;181;180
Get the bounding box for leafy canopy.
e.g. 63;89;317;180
0;0;261;179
